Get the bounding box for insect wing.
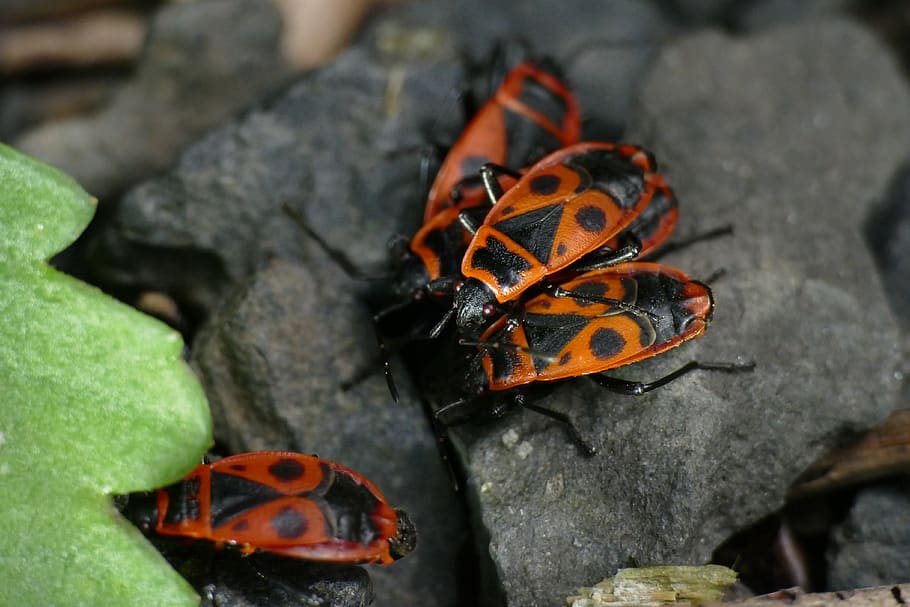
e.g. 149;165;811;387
479;263;712;388
462;143;658;302
424;59;581;221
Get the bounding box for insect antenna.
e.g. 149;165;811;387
650;224;734;259
560;34;669;68
550;287;662;323
427;306;456;340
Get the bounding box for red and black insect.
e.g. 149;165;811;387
438;262;752;451
422;57;581;223
391;57;581;300
450;141;671;330
121;451;417;565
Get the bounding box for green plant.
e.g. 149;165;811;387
0;144;211;606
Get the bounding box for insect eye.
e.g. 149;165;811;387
482;303;497;318
411;288;426;302
453;279;464;292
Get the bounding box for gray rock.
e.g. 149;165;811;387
191;259;465;607
93;45;462;311
175;551;374;607
94;1;676;308
15;0;297;200
734;0;851;31
867;163;910;332
658;0;737;25
444;18;909;607
827;479;910;589
362;0;674;138
85;5;910;606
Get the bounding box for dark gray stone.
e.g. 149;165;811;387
191;259;465;607
94;1;675;311
867;163;910;332
174;551;374;607
362;0;674;139
657;0;736;25
827;479;910;589
94;45;462;311
734;0;851;31
444;18;910;607
14;0;296;200
84;5;910;606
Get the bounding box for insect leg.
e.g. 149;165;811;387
569;234;643;272
515;393;596;456
479;162;524;204
589;360;756;395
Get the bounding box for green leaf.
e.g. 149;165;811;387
0;143;212;606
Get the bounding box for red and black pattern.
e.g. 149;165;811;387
123;452;416;565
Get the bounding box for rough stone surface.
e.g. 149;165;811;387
734;0;852;31
441;18;910;607
164;548;374;607
827;480;910;590
191;259;466;607
93;45;463;311
14;0;297;201
78;5;910;606
360;0;673;139
867;163;910;332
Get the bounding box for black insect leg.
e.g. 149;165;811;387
456;204;493;236
479;162;524;204
568;234;643;272
650;224;734;259
589;360;756;395
515;393;597;456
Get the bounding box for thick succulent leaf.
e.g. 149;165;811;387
0;143;212;606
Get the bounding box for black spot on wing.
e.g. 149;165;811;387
565;282;608;307
575;206;607;233
530;174;561;195
268;458;306;482
271;506;309;539
589;328;625;360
